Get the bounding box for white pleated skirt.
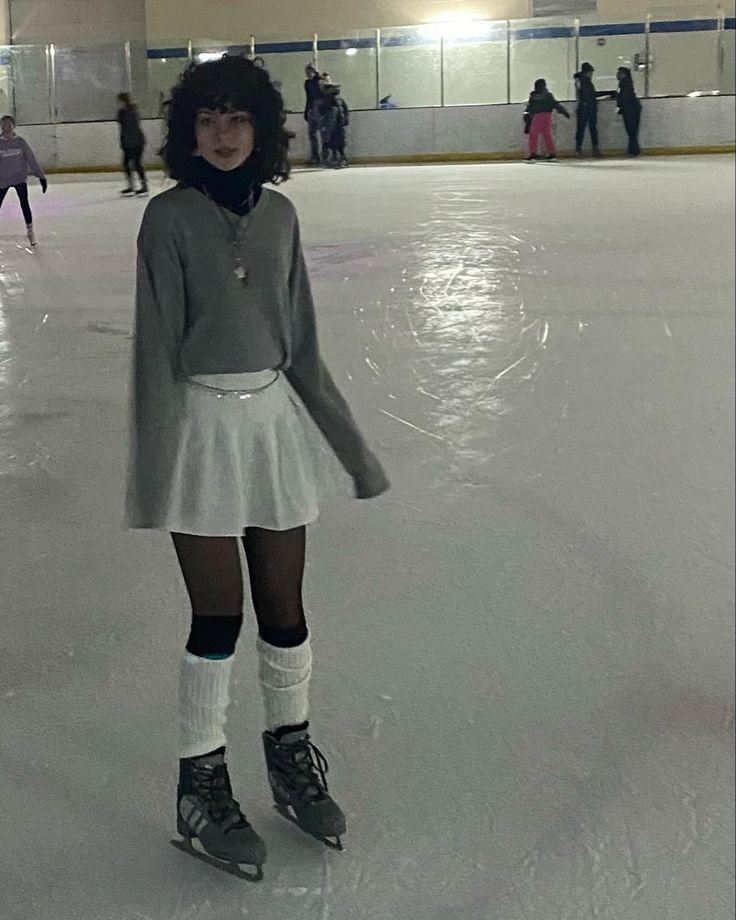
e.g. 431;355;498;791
155;370;352;536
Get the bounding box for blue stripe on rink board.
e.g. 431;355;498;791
649;19;718;32
147;47;189;59
511;27;574;40
724;17;735;29
579;23;646;37
255;41;314;55
317;37;378;51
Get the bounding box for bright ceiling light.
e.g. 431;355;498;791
197;51;224;63
345;47;358;56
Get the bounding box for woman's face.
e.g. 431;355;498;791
194;108;255;171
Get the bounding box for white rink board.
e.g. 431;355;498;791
16;95;736;172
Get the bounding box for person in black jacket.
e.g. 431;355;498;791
573;62;614;157
303;64;324;165
117;93;147;196
317;78;350;168
616;67;642;157
523;78;570;161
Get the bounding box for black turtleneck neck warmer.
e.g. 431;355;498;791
187;157;263;217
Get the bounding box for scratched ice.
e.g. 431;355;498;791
0;158;733;919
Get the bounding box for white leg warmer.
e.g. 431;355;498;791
178;652;234;759
257;636;313;733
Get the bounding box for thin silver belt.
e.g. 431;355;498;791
185;370;280;399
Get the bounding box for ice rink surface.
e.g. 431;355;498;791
0;156;734;920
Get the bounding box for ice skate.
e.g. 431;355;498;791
26;224;37;247
174;747;266;881
135;185;149;196
593;146;603;158
120;187;135;196
263;725;346;850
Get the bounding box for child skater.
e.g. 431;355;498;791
126;55;388;878
0;115;48;246
329;84;350;168
523;79;570;161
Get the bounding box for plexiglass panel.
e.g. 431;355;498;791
443;20;509;106
317;32;378;111
0;45;51;124
54;44;128;122
649;10;720;95
145;55;190;118
509;18;577;103
379;26;441;108
255;41;314;114
578;26;647;96
722;27;735;94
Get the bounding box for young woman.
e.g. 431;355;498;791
126;56;388;877
117;93;148;196
573;62;614;157
0;115;48;246
616;67;642;157
523;78;570;161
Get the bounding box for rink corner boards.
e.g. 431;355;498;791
45;143;735;174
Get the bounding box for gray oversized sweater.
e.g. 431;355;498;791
127;185;388;524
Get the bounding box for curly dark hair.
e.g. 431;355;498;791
160;55;292;185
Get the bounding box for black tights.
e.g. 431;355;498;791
172;528;307;638
0;183;33;225
122;146;147;187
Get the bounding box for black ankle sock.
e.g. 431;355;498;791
273;721;309;740
186;613;243;659
181;745;225;765
258;620;308;649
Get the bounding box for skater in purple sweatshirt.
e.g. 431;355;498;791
0;115;48;246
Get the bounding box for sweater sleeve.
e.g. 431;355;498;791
551;95;569;116
284;216;389;499
20;139;44;179
126;205;187;524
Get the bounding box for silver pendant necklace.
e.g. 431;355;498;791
203;186;255;285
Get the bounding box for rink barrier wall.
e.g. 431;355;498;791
22;95;735;174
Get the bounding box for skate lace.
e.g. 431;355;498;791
193;763;249;832
284;738;331;804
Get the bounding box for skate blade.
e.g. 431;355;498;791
170;837;264;882
274;804;344;851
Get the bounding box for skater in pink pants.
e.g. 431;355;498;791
523;79;570;161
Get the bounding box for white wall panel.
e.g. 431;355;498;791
9;0;146;43
20;96;734;171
